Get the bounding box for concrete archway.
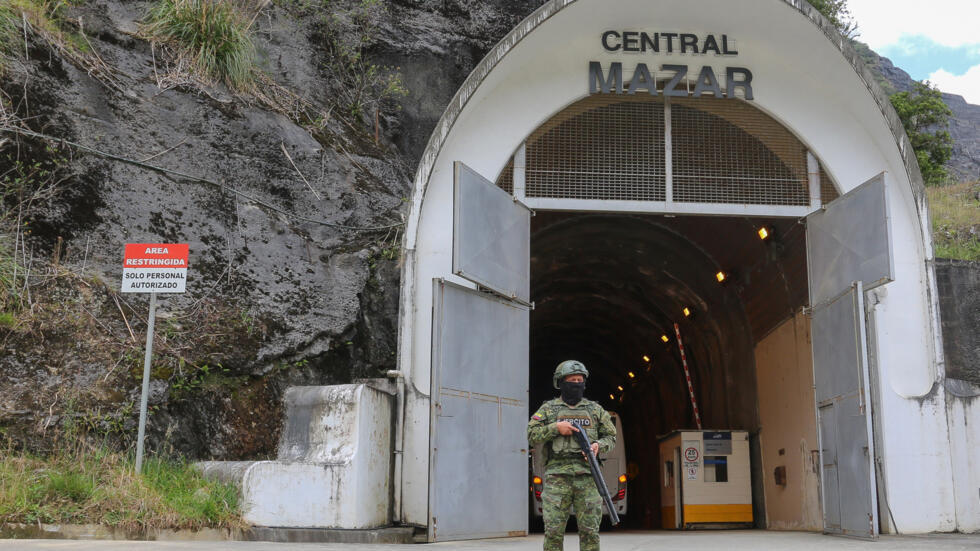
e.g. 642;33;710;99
395;0;965;536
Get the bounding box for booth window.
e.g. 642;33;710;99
705;456;728;482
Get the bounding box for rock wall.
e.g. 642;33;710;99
0;0;546;459
935;260;980;386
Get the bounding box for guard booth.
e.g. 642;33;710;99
659;430;753;529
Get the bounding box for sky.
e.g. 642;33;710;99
847;0;980;104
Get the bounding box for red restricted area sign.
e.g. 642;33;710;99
122;243;188;293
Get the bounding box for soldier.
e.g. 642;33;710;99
527;360;617;551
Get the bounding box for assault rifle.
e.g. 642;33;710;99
570;419;620;525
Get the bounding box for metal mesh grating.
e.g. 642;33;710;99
671;98;808;205
820;165;840;204
496;157;514;194
524;96;666;200
495;95;824;208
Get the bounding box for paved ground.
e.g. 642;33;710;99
1;531;978;550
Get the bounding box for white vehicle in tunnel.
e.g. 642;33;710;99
529;411;627;520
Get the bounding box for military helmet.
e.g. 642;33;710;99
553;360;589;389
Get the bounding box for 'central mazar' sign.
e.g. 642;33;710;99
589;31;753;99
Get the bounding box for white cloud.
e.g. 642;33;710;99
928;65;980;104
848;0;980;49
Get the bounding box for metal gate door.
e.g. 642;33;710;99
428;162;531;542
811;283;877;537
806;173;893;539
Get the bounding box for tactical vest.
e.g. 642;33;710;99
546;399;602;461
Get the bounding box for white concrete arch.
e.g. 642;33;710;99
396;0;967;534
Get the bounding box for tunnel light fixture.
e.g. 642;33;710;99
617;385;624;392
758;227;770;240
716;271;726;283
642;355;650;362
661;335;669;343
628;371;635;379
683;307;691;317
609;394;615;400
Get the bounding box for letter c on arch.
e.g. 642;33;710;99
602;31;622;51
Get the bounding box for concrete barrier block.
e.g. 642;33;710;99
198;384;393;529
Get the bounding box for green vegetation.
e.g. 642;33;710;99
168;362;239;399
0;0;89;61
891;81;954;186
280;0;407;119
809;0;857;38
334;0;408;118
0;445;243;530
928;181;980;261
142;0;257;89
0;4;17;70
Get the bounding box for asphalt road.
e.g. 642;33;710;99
1;531;978;551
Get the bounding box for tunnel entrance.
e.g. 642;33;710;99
526;211;817;530
501;94;834;531
425;94;891;539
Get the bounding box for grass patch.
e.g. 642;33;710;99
0;2;21;75
928;181;980;261
0;3;17;57
0;311;15;328
0;445;243;530
1;0;89;55
142;0;256;89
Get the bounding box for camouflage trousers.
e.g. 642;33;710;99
542;473;602;551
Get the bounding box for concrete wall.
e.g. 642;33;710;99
754;313;822;531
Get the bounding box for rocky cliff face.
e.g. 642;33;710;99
855;42;980;181
0;0;546;459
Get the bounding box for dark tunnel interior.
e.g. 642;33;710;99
527;211;810;529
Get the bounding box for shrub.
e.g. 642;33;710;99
929;181;980;261
143;0;256;89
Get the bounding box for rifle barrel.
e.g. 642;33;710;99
571;421;620;525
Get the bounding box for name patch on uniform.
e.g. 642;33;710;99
558;415;591;426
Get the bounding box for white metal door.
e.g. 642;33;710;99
811;283;877;538
429;280;529;542
806;173;893;539
452;162;531;304
427;163;531;542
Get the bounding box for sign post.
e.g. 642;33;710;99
122;243;188;473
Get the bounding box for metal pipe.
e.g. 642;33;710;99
135;292;158;473
386;369;406;523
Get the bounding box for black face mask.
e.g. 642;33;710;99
559;380;586;405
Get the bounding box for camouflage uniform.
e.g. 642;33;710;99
527;398;616;551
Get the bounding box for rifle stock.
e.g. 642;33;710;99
570;420;620;526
